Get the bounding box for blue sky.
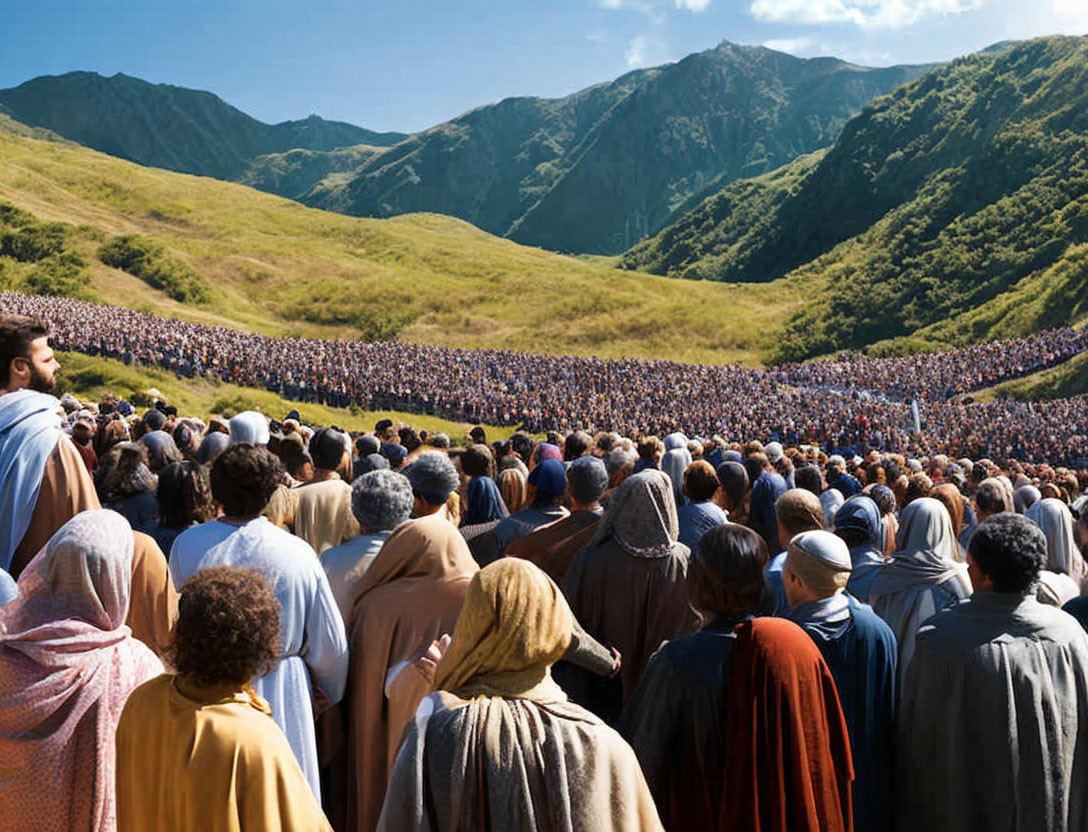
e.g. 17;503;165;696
2;0;1087;133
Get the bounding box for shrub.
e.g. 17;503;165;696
1;222;66;262
98;235;209;304
23;252;92;297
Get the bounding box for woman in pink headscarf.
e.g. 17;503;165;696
0;510;163;832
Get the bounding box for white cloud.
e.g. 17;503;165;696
675;0;712;11
599;0;623;9
762;36;813;54
749;0;984;29
626;35;650;67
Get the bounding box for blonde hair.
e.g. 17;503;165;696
774;489;825;537
500;467;528;513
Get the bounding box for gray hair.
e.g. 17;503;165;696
605;446;638;480
351;469;414;532
403;451;461;504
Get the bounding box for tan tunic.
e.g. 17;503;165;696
126;532;179;660
11;437;100;577
294;479;359;555
345;513;478;832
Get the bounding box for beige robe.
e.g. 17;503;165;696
294;479;359;555
126;532;179;660
11;437;100;577
345;512;478;832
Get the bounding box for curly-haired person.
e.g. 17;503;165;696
116;567;332;831
168;442;348;801
895;513;1088;832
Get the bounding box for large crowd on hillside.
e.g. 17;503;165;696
5;310;1088;831
3;290;1088;466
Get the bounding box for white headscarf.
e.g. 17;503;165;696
1027;499;1086;583
229;411;270;446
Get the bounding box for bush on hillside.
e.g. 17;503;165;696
98;235;209;304
23;252;92;297
1;221;66;262
0;201;35;228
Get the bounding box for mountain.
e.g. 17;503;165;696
622;36;1088;361
1;48;930;255
0;112;805;364
303;42;931;254
0;72;406;180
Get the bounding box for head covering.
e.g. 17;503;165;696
764;441;784;462
195;430;231;465
403;451;460;504
567;456;608;505
0;511;163;831
722;449;743;463
0;390;64;572
785;530;852;594
535;443;562;463
834;495;883;551
137;429;183;473
895;497;960;563
1027;498;1086;581
592;469;681;558
434;559;572;699
662;445;693;504
463;475;510;527
869;485;897;515
380;442;408;469
819;488;845;527
1014;485;1042;514
310;427;349;471
228;411;269;446
664;432;689;452
355;453;390;477
930;483;966;537
527;458;566;496
722;617;853;831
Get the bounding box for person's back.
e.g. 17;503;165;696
620;524;768;831
378;559;663;832
169;444;347;800
293;428;358;554
116;567;331;832
896;514;1088;832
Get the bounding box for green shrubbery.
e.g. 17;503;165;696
98;235;209;303
0;201;91;298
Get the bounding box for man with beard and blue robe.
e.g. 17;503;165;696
783;530;897;832
833;495;888;602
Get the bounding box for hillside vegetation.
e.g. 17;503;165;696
624;36;1088;360
1;49;929;255
0;114;806;364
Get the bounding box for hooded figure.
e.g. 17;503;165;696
867;498;972;680
0;511;163;831
562;470;700;722
661;435;692;507
834;496;888;602
346;512;479;832
1027;498;1086;606
378;559;663;832
228;411;270;446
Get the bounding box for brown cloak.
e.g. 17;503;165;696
504;509;601;585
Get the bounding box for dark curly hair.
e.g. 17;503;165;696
690;524;769;616
171;566;282;687
210;443;284;517
968;513;1046;594
157;461;218;529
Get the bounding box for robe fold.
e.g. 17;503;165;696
791;594;896;832
116;674;332;832
346;512;478;832
504;509;601;585
125;531;178;659
896;591;1088;831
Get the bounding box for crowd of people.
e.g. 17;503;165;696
5;311;1088;831
3;290;1088;466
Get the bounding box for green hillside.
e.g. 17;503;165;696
0;72;406;180
0;113;806;365
622;36;1088;361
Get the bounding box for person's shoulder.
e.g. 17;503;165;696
848;598;898;642
120;672;172;721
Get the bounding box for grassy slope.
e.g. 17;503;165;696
972;349;1088;403
0;115;806;365
55;351;517;439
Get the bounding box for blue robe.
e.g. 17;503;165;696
676;500;728;554
792;593;897;832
